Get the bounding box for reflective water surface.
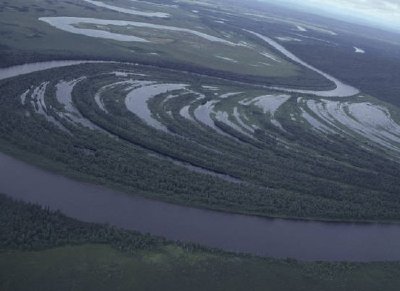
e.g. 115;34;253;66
1;152;400;262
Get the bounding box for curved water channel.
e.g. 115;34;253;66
1;152;400;262
246;30;360;97
0;42;395;262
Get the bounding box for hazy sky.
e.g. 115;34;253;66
261;0;400;32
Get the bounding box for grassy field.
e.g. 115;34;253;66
0;0;304;79
2;244;400;291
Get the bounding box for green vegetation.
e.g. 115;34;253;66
1;194;400;291
2;62;400;222
0;193;164;252
1;0;400;289
0;0;335;90
1;0;400;223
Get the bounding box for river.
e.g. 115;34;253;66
0;50;396;263
1;152;400;262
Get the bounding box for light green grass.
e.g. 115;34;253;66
2;244;400;291
0;0;297;78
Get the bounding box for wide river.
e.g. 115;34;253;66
1;152;400;262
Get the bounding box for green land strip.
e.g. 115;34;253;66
1;194;400;291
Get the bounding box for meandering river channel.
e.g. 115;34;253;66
0;42;396;262
1;152;400;262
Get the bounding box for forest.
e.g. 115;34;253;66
1;193;400;291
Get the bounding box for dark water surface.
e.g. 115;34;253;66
1;152;400;262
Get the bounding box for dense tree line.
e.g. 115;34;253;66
0;194;165;252
3;193;400;291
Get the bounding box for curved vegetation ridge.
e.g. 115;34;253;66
1;0;400;222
